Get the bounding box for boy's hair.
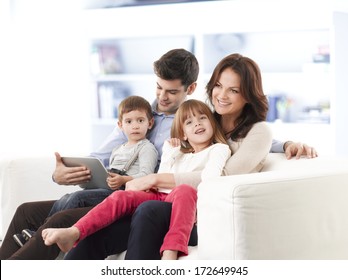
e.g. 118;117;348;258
153;48;199;90
171;99;227;153
118;95;153;122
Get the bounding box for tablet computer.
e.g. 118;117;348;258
61;156;110;190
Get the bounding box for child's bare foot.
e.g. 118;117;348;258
42;227;80;253
161;250;178;260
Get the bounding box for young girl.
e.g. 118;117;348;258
41;99;231;260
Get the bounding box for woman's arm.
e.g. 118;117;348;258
173;122;272;185
223;121;272;175
125;173;176;192
200;144;231;181
173;171;201;189
126;140;181;192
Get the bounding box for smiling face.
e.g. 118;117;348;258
118;109;154;145
182;109;214;153
155;78;194;115
171;99;227;153
212;68;247;120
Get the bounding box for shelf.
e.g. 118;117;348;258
91;74;155;82
90;35;194;75
202;29;330;74
83;2;348;155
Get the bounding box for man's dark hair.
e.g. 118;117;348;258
153;48;199;90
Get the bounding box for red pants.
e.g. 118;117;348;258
74;184;197;256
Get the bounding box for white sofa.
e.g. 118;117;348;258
0;156;80;241
1;153;348;259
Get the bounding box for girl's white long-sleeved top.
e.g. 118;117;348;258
157;141;231;193
173;121;273;188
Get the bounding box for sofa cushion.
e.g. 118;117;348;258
262;153;348;172
0;157;80;240
197;157;348;259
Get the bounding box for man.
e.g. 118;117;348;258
0;48;317;260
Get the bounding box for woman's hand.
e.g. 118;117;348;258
125;174;158;192
52;152;91;185
284;142;318;159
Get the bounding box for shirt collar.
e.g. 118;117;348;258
151;99;175;118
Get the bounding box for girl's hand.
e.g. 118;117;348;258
167;138;181;148
125;174;157;192
107;172;125;190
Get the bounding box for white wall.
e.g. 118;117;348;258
332;11;348;156
1;0;348;158
0;0;91;158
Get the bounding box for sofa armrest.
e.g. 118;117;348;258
0;156;80;239
197;160;348;259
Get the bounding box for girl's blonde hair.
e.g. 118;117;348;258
170;99;227;153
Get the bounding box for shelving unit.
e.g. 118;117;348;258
83;0;348;155
90;35;194;119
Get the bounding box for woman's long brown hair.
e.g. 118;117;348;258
206;53;269;141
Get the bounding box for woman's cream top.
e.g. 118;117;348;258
173;121;272;188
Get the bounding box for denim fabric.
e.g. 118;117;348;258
125;200;197;260
48;189;114;217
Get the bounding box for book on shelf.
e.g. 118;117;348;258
98;44;123;74
90;44;124;75
97;82;130;119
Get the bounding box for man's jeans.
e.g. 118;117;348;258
48;188;114;217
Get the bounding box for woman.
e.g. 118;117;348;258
64;53;272;260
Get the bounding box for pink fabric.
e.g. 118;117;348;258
160;184;197;256
74;184;197;256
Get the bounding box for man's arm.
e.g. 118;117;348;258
52;152;91;185
52;127;128;185
283;141;318;159
271;139;318;159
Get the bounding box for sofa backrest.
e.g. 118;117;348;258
262;153;348;173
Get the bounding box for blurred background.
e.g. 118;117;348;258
0;0;348;158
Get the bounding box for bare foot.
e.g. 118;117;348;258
161;250;178;260
42;227;80;253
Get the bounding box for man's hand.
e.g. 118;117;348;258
284;142;318;160
52;152;91;185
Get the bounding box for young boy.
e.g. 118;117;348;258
13;95;158;247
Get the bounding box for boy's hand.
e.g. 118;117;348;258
107;172;126;190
